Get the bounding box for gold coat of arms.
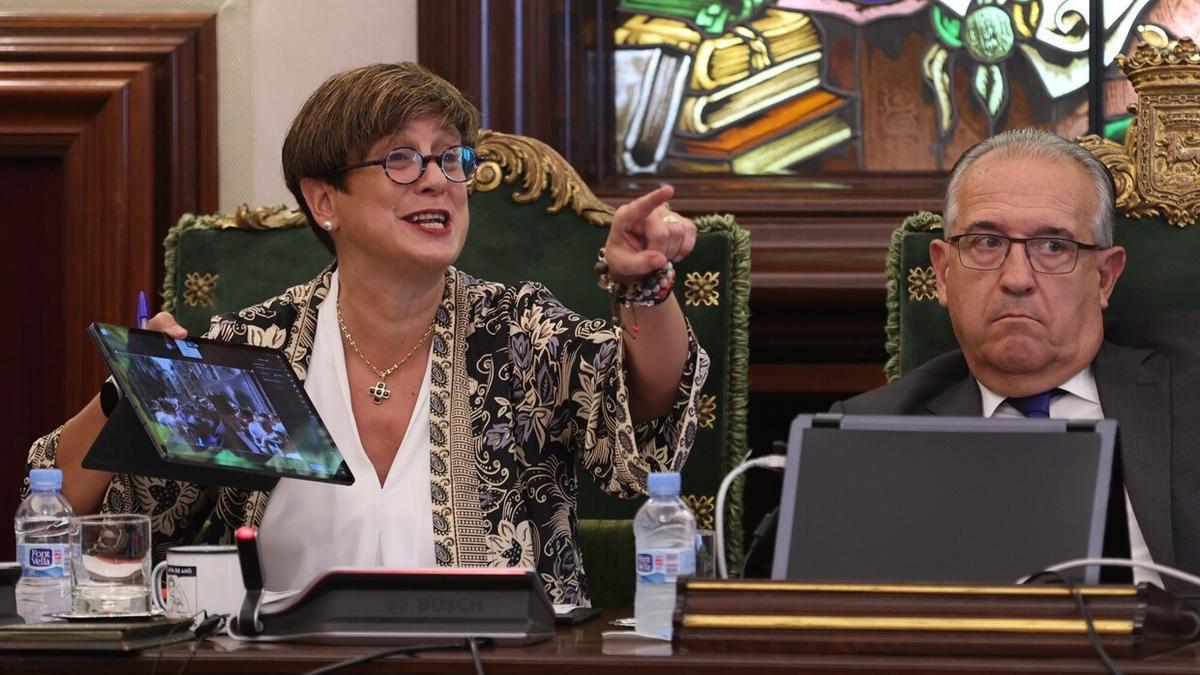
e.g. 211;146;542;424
1080;38;1200;227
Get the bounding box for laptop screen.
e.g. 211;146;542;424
771;414;1117;585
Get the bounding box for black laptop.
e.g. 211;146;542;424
771;414;1119;585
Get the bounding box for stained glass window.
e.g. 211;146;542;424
612;0;1200;173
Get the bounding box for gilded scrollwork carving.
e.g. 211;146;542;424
470;129;616;227
209;204;307;231
1078;38;1200;227
1077;132;1158;220
1123;35;1200;69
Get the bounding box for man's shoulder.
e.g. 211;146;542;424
1105;310;1200;362
836;350;971;414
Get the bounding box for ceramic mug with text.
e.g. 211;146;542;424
151;545;243;619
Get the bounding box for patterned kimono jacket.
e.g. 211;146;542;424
27;265;709;606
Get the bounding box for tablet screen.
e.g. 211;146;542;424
90;322;353;485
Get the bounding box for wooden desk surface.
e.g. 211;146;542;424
5;611;1200;674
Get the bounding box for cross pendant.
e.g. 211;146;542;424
368;381;391;404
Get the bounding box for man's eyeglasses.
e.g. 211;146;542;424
332;145;480;185
948;233;1103;275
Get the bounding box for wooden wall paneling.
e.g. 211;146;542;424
0;61;156;558
418;0;949;396
419;2;484;127
0;154;65;561
419;0;614;174
0;13;217;542
0;12;220;292
0;61;157;413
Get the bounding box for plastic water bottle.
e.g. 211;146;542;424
15;468;75;623
634;471;696;638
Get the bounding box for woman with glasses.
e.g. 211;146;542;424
29;63;708;606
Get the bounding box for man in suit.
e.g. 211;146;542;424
835;128;1200;593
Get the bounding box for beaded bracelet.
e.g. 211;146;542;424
594;247;676;333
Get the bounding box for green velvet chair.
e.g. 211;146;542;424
885;40;1200;379
161;130;750;608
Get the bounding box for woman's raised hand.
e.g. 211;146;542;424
603;184;696;284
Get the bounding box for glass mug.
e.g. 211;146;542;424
70;514;153;615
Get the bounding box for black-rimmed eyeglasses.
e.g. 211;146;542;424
948;233;1103;275
332;145;480;185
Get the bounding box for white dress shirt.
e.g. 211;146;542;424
259;270;436;591
978;368;1163;587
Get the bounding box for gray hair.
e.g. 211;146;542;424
943;128;1115;248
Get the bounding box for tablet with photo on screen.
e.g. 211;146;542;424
85;322;353;490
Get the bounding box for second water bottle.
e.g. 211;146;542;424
633;471;696;639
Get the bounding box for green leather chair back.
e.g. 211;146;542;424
162;130;750;608
885;146;1200;381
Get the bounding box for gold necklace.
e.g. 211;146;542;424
336;300;436;404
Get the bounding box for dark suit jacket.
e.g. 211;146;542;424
834;313;1200;595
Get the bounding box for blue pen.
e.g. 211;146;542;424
136;290;150;329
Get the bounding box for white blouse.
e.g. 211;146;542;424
258;270;436;591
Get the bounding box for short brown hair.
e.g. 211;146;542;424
282;62;481;253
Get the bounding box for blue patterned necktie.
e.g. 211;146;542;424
1004;389;1065;418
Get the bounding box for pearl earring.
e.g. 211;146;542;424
322;220;334;231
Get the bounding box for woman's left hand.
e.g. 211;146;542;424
603;184;696;284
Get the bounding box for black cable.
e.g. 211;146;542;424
299;641;472;675
175;637;199;675
150;610;209;675
1023;570;1123;675
174;613;226;675
467;636;486;675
